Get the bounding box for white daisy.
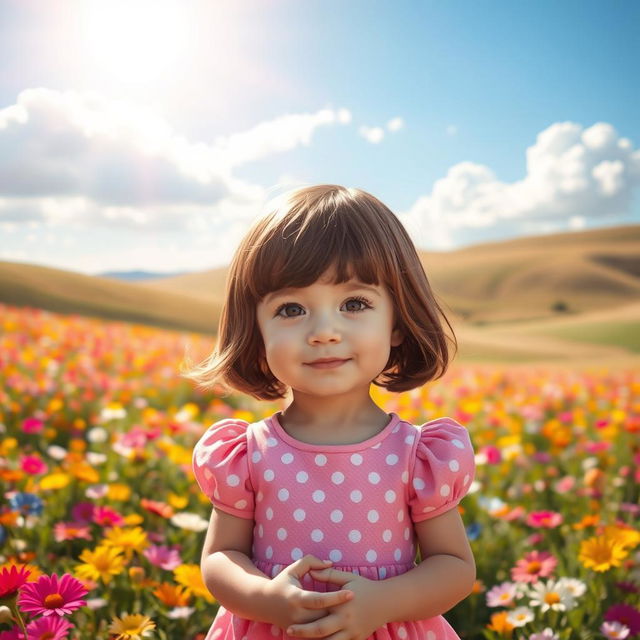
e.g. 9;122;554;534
528;579;575;612
555;577;586;598
506;606;534;627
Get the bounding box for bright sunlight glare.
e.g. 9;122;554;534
82;0;190;86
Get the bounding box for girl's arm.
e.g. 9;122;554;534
200;507;354;628
287;507;475;638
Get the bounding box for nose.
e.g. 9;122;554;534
307;312;342;345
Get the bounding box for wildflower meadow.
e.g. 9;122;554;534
0;302;638;640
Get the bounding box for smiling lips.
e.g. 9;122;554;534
305;358;351;369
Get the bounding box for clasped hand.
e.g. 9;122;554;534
267;554;387;640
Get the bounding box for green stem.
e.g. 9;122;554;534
9;601;28;637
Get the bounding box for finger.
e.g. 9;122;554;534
287;612;342;638
285;555;333;579
308;567;355;586
298;588;353;610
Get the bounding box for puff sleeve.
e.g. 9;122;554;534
409;417;475;522
192;419;254;519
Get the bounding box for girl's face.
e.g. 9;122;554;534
256;269;403;401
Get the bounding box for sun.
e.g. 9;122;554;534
82;0;190;86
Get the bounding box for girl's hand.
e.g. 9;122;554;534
264;555;355;631
286;567;388;639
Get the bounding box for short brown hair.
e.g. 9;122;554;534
183;184;456;400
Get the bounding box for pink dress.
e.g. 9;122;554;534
192;412;475;640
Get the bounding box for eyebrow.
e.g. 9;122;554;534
263;282;382;305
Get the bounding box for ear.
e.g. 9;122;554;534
390;327;404;347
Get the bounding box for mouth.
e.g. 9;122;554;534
304;358;351;369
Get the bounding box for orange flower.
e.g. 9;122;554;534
141;499;174;519
153;582;192;606
573;514;600;530
487;611;514;636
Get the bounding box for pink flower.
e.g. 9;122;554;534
486;581;518;607
511;551;558;583
143;544;182;570
601;621;630;639
18;573;88;617
20;455;48;475
26;615;72;640
92;505;124;527
526;510;563;528
482;445;502;464
71;502;95;523
0;627;24;640
22;417;44;434
554;476;575;494
53;522;92;543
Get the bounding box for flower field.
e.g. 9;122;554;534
0;302;638;640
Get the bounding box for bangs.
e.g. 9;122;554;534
245;201;387;300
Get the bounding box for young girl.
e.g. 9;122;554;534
188;185;476;640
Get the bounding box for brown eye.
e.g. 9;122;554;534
342;297;372;313
276;303;304;318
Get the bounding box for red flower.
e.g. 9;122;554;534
0;564;31;599
17;573;87;617
604;603;640;635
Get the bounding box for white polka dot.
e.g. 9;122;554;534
329;549;342;562
312;490;326;503
440;484;451;497
266;437;278;447
427;632;436;640
368;472;381;484
296;471;308;483
213;488;220;500
394;548;402;561
350;453;363;466
397;509;405;522
464;474;470;485
258;524;264;538
278;488;289;501
348;530;362;543
311;529;324;542
385;490;396;503
277;528;287;540
266;507;274;520
379;567;387;578
227;474;240;487
452;438;464;449
281;453;294;464
386;454;399;465
401;471;409;483
235;499;247;509
291;548;303;560
270;625;280;637
330;509;343;523
404;527;411;540
315;454;327;466
382;529;392;542
251;451;262;463
366;549;377;562
256;491;263;503
265;546;273;559
413;477;426;491
293;508;306;522
392;424;400;433
331;472;345;485
398;627;408;639
405;434;415;445
263;469;275;481
449;459;460;472
350;490;363;503
422;506;435;513
367;510;380;523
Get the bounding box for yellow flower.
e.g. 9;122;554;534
108;484;132;501
152;582;192;606
579;535;628;572
167;492;188;509
174;564;215;603
39;472;71;490
602;525;640;550
102;527;148;559
76;545;125;584
108;613;155;639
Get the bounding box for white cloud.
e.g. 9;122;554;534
387;117;404;132
402;121;640;248
358;125;385;144
0;88;351;228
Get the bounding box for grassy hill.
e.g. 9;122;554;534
2;224;639;364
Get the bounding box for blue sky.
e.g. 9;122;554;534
0;0;638;274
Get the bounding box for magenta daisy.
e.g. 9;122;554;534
18;573;88;617
26;615;72;640
0;564;31;599
511;550;558;583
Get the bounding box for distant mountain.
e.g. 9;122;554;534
98;270;189;282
